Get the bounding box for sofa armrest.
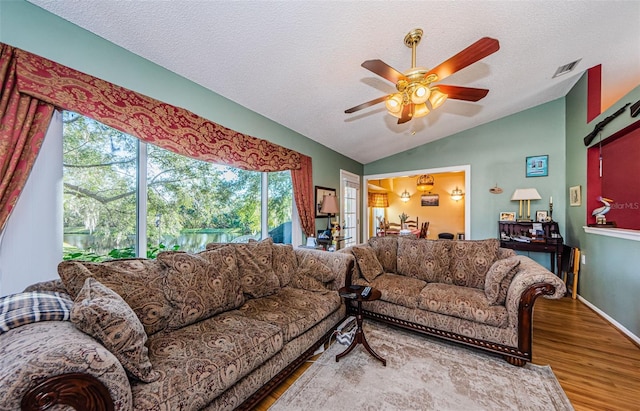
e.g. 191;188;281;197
0;321;132;411
294;248;355;291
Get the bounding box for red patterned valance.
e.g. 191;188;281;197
14;49;300;172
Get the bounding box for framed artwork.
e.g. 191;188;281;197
526;155;549;177
315;186;336;217
570;185;582;206
421;194;439;206
499;212;516;221
536;210;549;222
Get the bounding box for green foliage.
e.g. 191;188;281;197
62;111;293;256
63;243;181;262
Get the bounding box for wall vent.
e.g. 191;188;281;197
553;59;582;78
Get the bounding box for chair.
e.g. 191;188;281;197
405;217;419;229
419;221;429;238
385;222;402;235
438;232;454;240
561;245;581;299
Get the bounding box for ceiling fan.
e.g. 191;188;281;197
345;28;500;124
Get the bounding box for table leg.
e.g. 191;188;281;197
335;299;386;366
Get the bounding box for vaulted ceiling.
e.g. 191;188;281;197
28;1;640;164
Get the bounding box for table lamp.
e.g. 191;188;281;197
511;188;541;222
320;194;339;232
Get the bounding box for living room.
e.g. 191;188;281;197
1;1;640;410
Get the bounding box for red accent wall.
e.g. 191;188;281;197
587;65;602;123
587;125;640;228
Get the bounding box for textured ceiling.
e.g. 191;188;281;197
28;1;640;164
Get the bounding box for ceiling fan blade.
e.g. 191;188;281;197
397;103;413;124
425;37;499;82
345;95;388;114
437;85;490;101
362;59;407;83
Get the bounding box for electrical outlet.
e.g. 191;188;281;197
581;254;586;265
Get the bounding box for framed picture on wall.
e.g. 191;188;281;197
421;194;439;206
526;155;549;177
315;186;337;217
569;185;582;206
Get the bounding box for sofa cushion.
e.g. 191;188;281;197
351;245;384;282
418;283;508;328
58;258;172;335
396;237;451;283
296;252;339;283
354;273;426;309
0;291;72;335
234;238;281;298
367;236;398;273
235;287;341;342
134;312;283;410
157;247;244;329
272;243;297;287
485;257;521;305
448;239;500;289
71;278;160;383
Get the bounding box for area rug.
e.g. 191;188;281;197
270;322;573;410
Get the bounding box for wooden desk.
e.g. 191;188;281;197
499;221;563;275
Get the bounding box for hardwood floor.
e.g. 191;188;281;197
255;297;640;410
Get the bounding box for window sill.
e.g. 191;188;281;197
583;226;640;242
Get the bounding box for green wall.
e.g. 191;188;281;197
0;0;363;235
565;73;640;336
365;99;567;269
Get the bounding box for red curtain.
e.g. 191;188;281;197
291;154;315;237
2;43;315;233
0;44;54;232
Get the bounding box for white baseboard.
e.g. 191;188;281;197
578;295;640;346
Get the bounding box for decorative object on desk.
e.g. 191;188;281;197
450;186;464;201
511;188;541;221
489;183;503;194
319;192;339;234
421;193;439;206
499;211;516;221
400;189;411;202
315;186;336;217
368;192;389;207
525;155;549;177
416;174;435;192
306;236;317;247
591;196;614;225
569;185;581;206
549;196;553;221
536;210;548;222
398;212;409;227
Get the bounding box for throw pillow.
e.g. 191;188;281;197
291;268;329;293
296;252;338;283
368;236;398;273
58;258;172;336
71;278;160;383
448;239;500;289
233;238;281;298
158;247;244;329
0;291;72;334
351;245;384;282
396;237;451;283
484;257;521;305
272;243;297;287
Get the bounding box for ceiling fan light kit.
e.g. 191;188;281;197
345;28;499;124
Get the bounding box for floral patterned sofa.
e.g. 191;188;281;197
339;236;566;366
0;239;354;411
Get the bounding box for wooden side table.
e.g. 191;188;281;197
336;286;386;366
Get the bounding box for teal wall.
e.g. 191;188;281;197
365;99;566;269
0;0;363;235
565;74;640;336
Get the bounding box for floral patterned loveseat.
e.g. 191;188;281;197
0;239;353;410
339;236;565;366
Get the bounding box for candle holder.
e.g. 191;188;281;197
549;201;553;221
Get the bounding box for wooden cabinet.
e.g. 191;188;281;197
498;221;563;275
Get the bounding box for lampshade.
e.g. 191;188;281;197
368;192;389;208
451;186;464;201
320;194;339;214
416;174;434;192
428;87;448;109
400;190;411;202
411;84;430;104
511;188;542;201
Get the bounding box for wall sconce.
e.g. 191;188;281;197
400;190;411;202
511;188;541;221
450;187;464;201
